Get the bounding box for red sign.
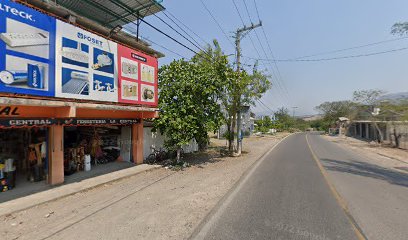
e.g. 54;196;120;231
117;45;158;106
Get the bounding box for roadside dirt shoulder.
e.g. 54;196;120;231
1;133;289;240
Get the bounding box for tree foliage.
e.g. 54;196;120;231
315;101;356;122
391;22;408;36
352;89;386;106
155;39;271;156
154;58;224;158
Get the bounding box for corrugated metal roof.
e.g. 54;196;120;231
56;0;165;29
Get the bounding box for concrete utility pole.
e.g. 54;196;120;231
235;21;262;156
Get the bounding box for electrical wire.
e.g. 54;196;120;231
237;0;290;106
257;99;274;113
253;0;292;105
199;0;235;48
243;46;408;62
138;18;199;55
150;11;207;53
123;26;189;59
291;36;408;60
106;0;217;60
162;10;210;46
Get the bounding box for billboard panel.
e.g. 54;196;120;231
118;45;158;106
0;0;56;97
55;21;118;102
0;0;158;107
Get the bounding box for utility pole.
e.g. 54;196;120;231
234;21;262;156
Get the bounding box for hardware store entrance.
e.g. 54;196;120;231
63;125;133;177
0;127;48;195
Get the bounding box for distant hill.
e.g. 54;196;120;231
379;92;408;104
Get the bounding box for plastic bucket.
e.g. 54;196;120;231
84;155;91;171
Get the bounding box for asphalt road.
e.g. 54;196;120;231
307;134;408;240
193;133;362;240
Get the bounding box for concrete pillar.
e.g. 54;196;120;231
48;125;64;185
132;119;144;164
366;123;370;140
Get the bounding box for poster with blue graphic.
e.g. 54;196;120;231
0;0;55;97
55;20;118;102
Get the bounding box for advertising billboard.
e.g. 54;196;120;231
55;21;118;102
0;0;158;107
118;45;158;106
0;0;56;97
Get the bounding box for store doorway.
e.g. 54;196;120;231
63;126;133;178
0;128;48;194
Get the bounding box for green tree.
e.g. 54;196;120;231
154;59;224;161
234;64;271;154
274;107;293;130
352;89;387;142
191;40;236;151
391;22;408;36
314;101;356;133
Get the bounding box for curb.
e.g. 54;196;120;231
189;133;294;239
0;164;161;217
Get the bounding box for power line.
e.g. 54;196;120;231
107;0;219;60
232;0;246;27
123;26;189;59
138;18;199;55
238;0;290;106
291;36;408;60
243;46;408;62
141;36;189;59
253;0;292;105
199;0;235;48
257;99;274;113
162;10;210;46
154;11;207;53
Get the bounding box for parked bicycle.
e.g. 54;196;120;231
145;147;167;164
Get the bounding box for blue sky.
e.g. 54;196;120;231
136;0;408;116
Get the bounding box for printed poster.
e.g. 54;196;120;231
0;0;56;97
55;20;118;102
117;44;158;106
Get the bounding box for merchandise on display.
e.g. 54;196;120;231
0;128;48;193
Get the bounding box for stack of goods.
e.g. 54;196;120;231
0;159;16;192
64;147;85;175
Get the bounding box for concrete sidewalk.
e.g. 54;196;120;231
0;164;159;216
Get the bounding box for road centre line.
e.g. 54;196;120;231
305;134;367;240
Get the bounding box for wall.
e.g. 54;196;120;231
143;127;198;159
387;122;408;150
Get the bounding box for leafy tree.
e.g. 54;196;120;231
391;22;408;36
314;100;356;133
154;59;224;161
234;64;271;154
191;40;236;151
274;107;294;130
352;89;387;143
352;89;386;106
255;116;274;133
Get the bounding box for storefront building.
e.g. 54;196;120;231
0;0;164;191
